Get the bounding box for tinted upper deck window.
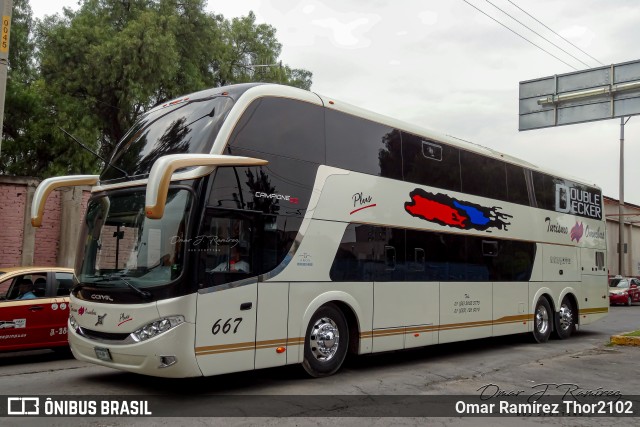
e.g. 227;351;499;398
208;147;318;217
402;132;461;192
228;97;325;164
460;150;507;201
326;109;403;179
506;163;530;205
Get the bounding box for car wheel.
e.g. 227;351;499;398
302;303;349;378
627;296;632;306
554;296;576;340
533;296;552;343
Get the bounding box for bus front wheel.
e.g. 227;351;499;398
302;303;349;378
533;297;552;343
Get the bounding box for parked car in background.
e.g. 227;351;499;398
608;276;640;306
0;266;77;352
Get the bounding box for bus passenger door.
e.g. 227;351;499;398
193;210;258;376
195;283;257;376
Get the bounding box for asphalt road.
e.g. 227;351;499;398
0;305;639;426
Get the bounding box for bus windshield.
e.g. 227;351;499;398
101;95;235;181
77;188;192;289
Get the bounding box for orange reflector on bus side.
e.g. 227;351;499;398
276;347;286;354
414;334;420;337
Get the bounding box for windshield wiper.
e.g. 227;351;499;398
120;277;152;300
92;273;152;299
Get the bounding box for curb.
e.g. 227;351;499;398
610;333;640;346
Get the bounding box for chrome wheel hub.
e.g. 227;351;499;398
309;317;340;362
558;304;573;331
535;305;549;335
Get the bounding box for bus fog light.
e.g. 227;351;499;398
131;315;185;342
159;355;178;368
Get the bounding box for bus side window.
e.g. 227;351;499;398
384;246;396;271
326;109;403;180
411;248;425;272
198;211;254;288
402;133;461;192
595;251;605;270
505;163;530;205
330;224;379;281
228;97;325;164
482;240;499;257
460;150;507;202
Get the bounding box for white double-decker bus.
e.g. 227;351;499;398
32;83;608;378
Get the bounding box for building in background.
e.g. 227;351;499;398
604;196;640;278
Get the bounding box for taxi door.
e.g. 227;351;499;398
0;273;52;351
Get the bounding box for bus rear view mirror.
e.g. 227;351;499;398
31;175;100;227
145;154;268;220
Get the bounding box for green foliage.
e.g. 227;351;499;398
1;0;313;178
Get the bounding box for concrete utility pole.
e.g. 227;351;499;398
619;117;625;275
0;0;13;160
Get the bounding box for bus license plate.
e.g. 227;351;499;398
95;347;112;361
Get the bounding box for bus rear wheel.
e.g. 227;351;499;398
302;303;348;378
554;296;576;340
533;296;552;343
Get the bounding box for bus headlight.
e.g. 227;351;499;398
69;315;78;331
130;315;185;342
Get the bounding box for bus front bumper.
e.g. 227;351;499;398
68;321;202;378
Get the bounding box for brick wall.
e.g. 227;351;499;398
0;182;28;266
33;189;62;266
0;176;90;268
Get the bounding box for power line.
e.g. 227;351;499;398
506;0;605;66
461;0;578;70
483;0;594;69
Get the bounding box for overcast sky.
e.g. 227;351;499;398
27;0;640;205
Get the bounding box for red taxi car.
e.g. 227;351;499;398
0;266;77;352
609;276;640;306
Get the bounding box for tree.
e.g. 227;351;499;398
36;0;312;168
0;0;100;177
1;0;313;178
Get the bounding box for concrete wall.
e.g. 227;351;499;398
0;176;90;268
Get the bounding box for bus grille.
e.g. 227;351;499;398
78;327;131;342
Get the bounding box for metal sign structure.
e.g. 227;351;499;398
519;59;640;276
519;59;640;131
